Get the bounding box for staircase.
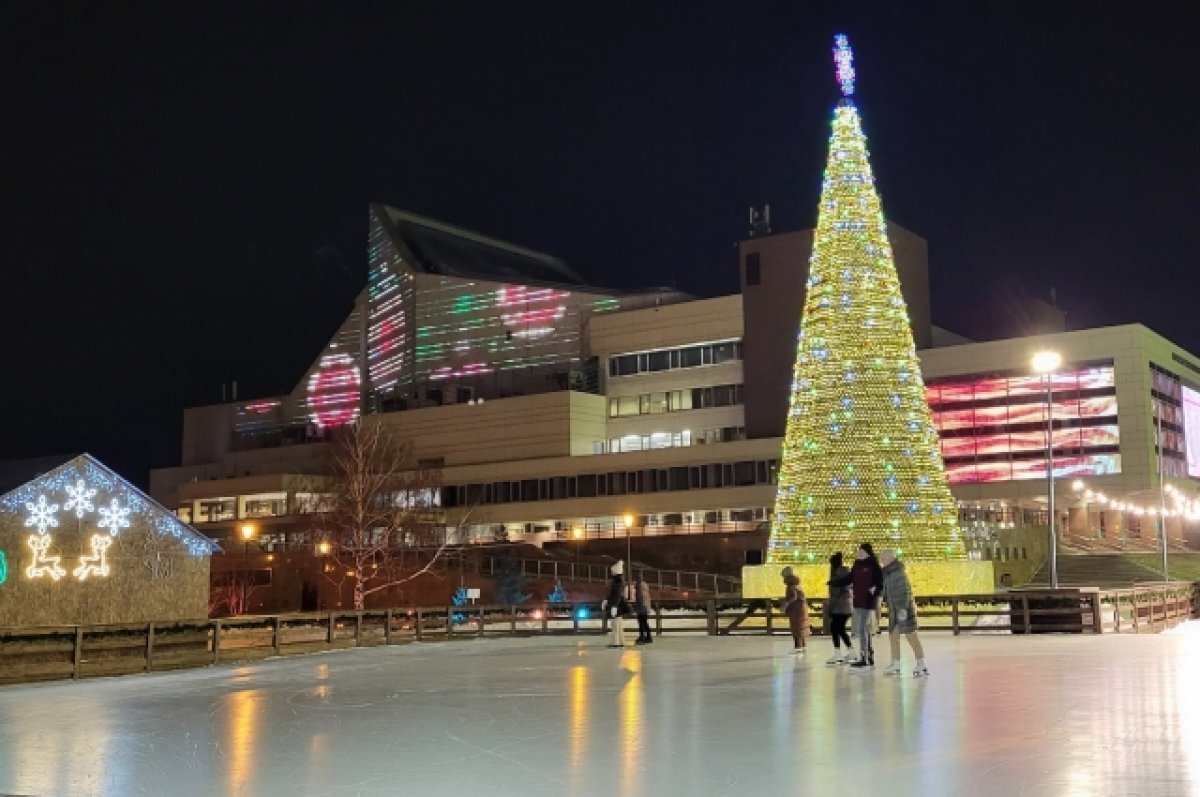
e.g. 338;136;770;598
1028;554;1165;588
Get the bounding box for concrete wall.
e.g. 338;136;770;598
370;391;607;466
586;295;744;360
0;515;210;627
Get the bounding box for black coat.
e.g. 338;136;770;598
606;575;629;616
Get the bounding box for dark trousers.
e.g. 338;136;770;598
829;613;852;649
636;612;652;640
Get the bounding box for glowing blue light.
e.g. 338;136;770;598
575;607;590;620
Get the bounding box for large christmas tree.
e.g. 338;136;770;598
766;35;965;566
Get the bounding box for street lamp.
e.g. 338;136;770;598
571;526;584;579
622;513;634;568
1031;350;1062;588
240;522;257;557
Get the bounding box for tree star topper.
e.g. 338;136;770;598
834;33;855;97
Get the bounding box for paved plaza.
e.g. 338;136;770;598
1;626;1198;796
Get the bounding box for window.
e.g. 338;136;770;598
244;493;287;518
196;498;236;523
745;253;761;286
679;347;704;368
712;342;738;364
647;351;671;372
668;389;692;411
608;341;742;376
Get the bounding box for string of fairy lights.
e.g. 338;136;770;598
1071;479;1200;522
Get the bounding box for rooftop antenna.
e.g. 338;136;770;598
748;204;772;238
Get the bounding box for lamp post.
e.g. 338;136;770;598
240;522;256;559
1031;350;1062;588
571;526;584;579
1154;401;1170;581
622;513;634;568
239;522;257;615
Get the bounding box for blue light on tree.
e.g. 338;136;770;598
548;582;568;604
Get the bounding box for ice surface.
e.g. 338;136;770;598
2;625;1200;796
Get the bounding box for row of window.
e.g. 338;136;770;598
608;384;744;417
441;459;779;507
608;341;742;377
607;426;746;453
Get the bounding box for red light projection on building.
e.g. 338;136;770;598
306;353;361;429
928;364;1120;484
496;286;567;339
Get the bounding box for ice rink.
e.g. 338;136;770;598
2;626;1199;796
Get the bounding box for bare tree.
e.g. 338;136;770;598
209;570;262;617
310;421;459;611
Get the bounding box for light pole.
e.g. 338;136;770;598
239;522;257;614
1155;402;1170;581
571;526;584;579
622;513;634;568
240;522;257;560
1031;350;1062;588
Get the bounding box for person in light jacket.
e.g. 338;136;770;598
601;560;629;647
823;552;853;664
781;566;808;655
879;549;928;678
633;572;654;644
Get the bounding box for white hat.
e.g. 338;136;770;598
611;560;624;576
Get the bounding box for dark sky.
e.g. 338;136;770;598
3;3;1198;482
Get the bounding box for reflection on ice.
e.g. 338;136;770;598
0;629;1196;796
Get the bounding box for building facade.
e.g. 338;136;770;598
149;209;1200;573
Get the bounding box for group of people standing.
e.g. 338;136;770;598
782;543;928;678
601;560;654;646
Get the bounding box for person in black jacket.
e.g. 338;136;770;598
601;560;629;647
833;542;883;670
824;552;853;664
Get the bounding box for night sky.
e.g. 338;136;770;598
3;3;1198;483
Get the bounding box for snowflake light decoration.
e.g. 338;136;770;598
97;498;132;534
64;479;97;518
24;495;59;534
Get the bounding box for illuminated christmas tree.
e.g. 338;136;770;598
766;35;965;566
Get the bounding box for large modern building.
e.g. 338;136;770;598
149;205;1200;575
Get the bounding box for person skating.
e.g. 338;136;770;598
879;549;928;678
781;566;808;655
833;542;883;671
823;552;853;664
601;560;629;647
633;571;654;644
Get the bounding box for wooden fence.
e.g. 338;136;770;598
1;583;1195;686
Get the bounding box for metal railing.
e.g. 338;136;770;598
450;553;741;594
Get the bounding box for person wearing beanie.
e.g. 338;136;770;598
879;549;928;678
780;566;808;655
832;542;883;671
601;560;629;647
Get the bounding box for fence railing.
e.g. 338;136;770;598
2;584;1194;686
459;554;740;594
